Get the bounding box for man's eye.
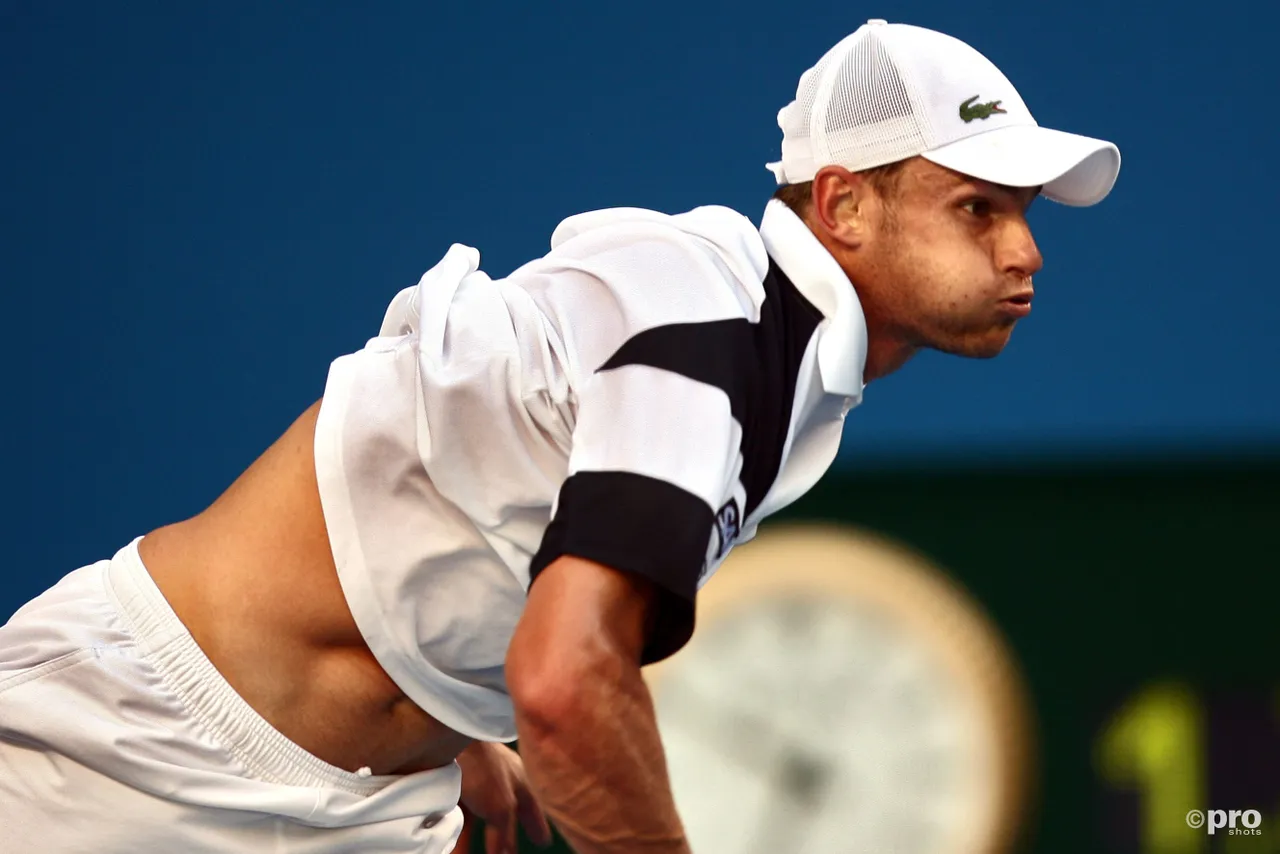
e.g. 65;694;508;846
961;199;992;217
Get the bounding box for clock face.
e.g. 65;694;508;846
648;527;1028;854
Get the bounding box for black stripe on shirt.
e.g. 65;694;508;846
596;258;822;517
531;258;823;662
528;470;711;664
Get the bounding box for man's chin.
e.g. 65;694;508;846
934;328;1015;360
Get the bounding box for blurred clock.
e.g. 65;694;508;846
645;524;1034;854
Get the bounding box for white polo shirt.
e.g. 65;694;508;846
313;200;867;741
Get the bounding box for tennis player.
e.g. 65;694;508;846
0;19;1119;854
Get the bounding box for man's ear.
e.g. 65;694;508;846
809;165;876;249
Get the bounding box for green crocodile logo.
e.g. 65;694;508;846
959;95;1007;123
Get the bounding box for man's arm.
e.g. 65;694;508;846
506;555;691;854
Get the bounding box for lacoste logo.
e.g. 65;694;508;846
959;95;1007;123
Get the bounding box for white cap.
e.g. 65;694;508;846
767;19;1120;206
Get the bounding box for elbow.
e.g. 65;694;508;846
507;674;578;742
506;630;626;740
506;554;657;742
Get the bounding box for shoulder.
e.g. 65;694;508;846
550;205;763;260
541;205;769;314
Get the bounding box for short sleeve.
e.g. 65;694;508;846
529;361;745;663
526;216;760;663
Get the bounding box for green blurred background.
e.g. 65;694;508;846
476;453;1279;854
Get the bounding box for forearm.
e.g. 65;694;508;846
514;660;690;854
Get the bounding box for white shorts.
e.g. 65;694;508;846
0;539;464;853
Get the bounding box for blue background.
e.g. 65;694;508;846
5;0;1278;605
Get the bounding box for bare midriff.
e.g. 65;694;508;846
139;401;473;775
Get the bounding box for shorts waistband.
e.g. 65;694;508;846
105;537;403;797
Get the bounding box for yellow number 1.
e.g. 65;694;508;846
1096;682;1206;854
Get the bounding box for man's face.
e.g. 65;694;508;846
850;158;1044;359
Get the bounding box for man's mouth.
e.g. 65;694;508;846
998;292;1034;317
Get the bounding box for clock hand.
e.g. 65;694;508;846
744;750;835;854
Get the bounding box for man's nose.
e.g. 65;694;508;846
1000;219;1044;279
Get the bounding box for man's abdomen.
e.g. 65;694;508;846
139;401;471;776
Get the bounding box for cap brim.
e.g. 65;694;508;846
921;124;1120;207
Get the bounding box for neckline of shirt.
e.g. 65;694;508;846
758;200;867;403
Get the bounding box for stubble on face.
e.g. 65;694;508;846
853;159;1040;361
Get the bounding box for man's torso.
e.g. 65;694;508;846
142;201;865;773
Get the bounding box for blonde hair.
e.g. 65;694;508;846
771;160;908;217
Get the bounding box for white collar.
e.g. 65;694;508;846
758;200;867;402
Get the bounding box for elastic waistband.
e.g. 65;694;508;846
105;537;402;797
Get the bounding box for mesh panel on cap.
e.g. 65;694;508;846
778;55;832;145
778;27;931;182
818;29;928;170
